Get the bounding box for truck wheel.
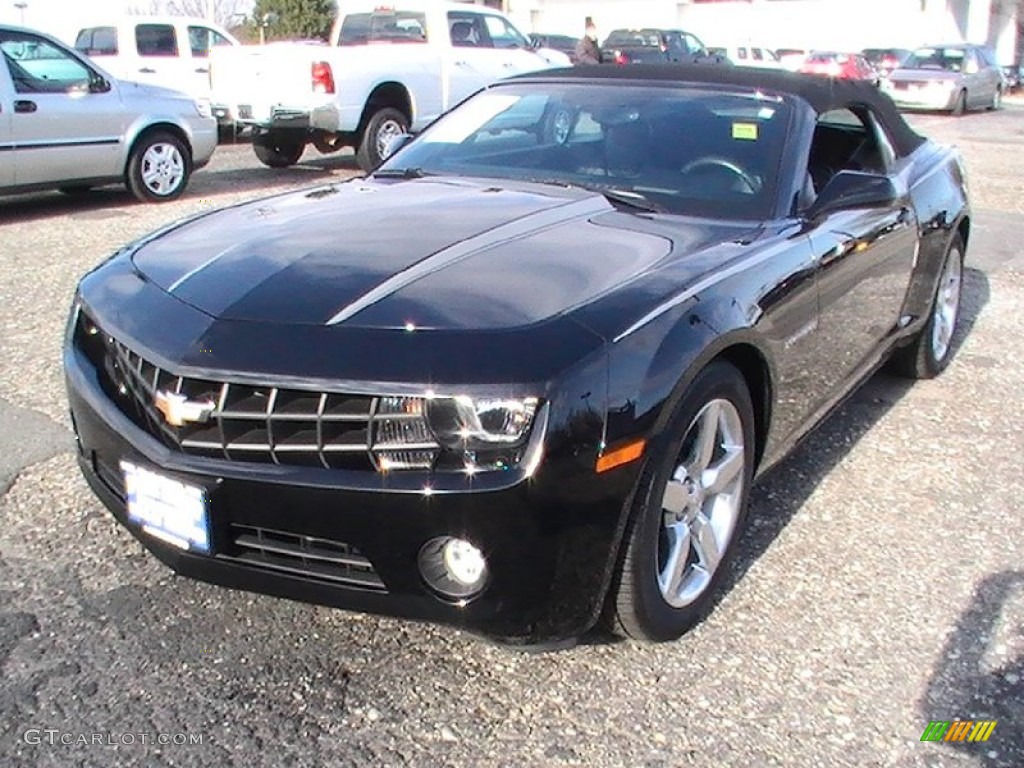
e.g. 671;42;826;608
312;133;348;154
356;107;409;172
253;132;306;168
126;131;191;203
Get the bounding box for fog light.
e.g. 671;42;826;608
418;536;489;600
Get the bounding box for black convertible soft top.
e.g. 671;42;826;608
514;64;926;158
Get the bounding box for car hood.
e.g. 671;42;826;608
888;68;964;82
130;177;747;332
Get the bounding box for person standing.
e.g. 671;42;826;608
574;17;602;65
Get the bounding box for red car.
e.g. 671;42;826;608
800;51;880;84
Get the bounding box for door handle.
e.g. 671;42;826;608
453;60;468;66
502;62;514;68
14;100;37;113
138;67;156;74
195;67;209;73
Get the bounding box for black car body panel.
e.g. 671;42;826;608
65;66;970;644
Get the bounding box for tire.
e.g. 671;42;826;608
355;107;409;172
890;235;965;380
126;131;191;203
312;132;349;155
609;361;756;643
541;105;576;145
951;90;967;116
252;132;306;168
988;87;1002;111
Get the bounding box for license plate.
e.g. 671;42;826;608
121;461;210;554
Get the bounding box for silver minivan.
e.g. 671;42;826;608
0;24;217;203
883;43;1005;114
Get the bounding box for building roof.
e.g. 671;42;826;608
514;64;926;157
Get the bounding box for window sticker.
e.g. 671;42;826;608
732;122;759;141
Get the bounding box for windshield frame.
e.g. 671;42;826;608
376;80;800;223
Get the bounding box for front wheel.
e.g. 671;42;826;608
126;132;190;203
253;132;306;168
951;90;967;116
609;361;755;642
355;107;409;172
890;235;964;379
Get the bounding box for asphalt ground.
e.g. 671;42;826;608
0;105;1022;768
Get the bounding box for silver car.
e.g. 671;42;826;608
0;24;217;202
883;43;1005;114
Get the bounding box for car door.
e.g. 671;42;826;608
480;14;548;76
0;59;13;186
132;21;187;92
804;107;918;395
445;11;498;106
0;29;125;185
185;23;233;99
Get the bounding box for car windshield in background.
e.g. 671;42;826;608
377;83;791;220
604;30;663;47
904;47;966;71
337;11;427;45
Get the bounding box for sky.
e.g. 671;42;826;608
0;0;255;43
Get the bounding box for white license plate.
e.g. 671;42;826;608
121;461;210;554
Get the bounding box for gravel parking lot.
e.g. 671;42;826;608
1;106;1022;768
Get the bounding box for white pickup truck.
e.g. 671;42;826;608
210;1;563;171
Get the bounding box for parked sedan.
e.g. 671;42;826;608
883;44;1004;113
799;51;879;84
65;66;969;647
0;24;217;202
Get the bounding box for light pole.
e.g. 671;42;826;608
13;2;27;26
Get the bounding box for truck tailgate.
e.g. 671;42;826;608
211;45;334;117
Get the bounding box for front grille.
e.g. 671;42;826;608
224;524;386;591
78;315;441;471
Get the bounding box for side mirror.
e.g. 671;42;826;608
806;170;899;220
381;132;414;161
89;76;111;94
528;36;541;51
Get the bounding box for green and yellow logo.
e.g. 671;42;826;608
920;720;997;742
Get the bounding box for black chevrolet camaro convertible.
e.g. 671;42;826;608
65;66;969;647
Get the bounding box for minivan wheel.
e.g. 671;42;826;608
126;132;190;202
609;361;755;642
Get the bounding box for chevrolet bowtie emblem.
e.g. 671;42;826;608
154;390;216;427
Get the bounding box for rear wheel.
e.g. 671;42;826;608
126;131;190;203
355;107;409;172
890;235;964;379
609;361;755;642
253;131;306;168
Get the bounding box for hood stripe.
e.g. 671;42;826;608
324;195;611;326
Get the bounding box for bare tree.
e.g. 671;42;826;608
163;0;250;25
126;0;165;14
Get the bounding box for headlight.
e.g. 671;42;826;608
194;98;213;119
426;396;538;447
370;395;542;473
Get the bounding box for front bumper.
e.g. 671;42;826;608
189;119;218;169
884;85;959;111
65;340;634;645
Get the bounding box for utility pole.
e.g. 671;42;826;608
13;1;27;25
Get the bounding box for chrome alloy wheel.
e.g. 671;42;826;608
931;246;962;362
140;142;185;197
375;118;405;160
551;109;572;144
657;399;746;608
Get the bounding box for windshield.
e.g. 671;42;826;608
904;47;967;72
377;83;791;220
